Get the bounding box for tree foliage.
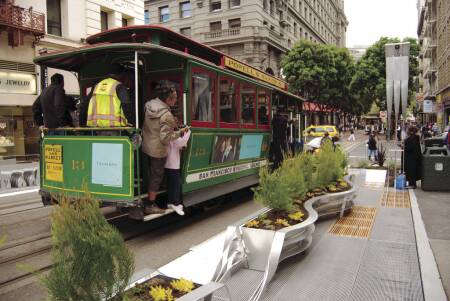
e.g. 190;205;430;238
42;196;134;301
351;37;420;111
281;40;357;113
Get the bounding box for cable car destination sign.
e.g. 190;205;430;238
223;57;287;90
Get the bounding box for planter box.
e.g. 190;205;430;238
116;269;229;301
212;176;356;301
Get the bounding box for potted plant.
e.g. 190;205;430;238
213;142;356;298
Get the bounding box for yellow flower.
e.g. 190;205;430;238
165;288;175;301
244;220;260;228
149;285;167;301
170;278;195;293
288;211;305;221
275;219;290;227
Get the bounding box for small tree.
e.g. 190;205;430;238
297;152;317;191
280;154;307;200
253;165;294;211
314;142;345;187
42;195;134;301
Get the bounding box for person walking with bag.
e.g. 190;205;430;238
348;128;356;141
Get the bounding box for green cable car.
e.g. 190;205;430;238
34;26;304;220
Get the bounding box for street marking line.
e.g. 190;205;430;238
328;206;377;238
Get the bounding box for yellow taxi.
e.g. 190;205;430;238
303;125;340;138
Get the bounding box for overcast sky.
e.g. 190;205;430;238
344;0;419;48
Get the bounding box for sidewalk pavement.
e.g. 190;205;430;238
413;185;450;298
154;169;448;300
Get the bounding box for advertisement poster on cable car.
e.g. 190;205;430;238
211;135;241;164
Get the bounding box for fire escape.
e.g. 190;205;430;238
0;0;45;47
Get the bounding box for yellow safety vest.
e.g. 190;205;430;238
87;78;128;127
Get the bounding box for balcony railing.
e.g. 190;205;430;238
0;2;45;35
204;27;241;40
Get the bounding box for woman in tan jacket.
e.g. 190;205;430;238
142;87;188;214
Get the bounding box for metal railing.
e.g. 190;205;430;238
0;2;45;34
204;27;241;40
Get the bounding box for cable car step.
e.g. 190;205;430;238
128;207;176;221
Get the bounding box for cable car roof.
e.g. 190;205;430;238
34;42;303;102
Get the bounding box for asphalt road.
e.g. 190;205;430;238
0;189;263;301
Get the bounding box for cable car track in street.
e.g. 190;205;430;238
0;188;256;300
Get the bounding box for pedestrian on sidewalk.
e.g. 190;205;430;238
164;126;191;216
367;134;378;161
348;128;356;141
403;126;421;188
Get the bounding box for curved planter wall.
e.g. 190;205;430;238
113;269;229;301
213;175;357;301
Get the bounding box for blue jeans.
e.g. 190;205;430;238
368;149;377;159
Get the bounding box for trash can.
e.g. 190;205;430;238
421;146;450;191
424;134;446;148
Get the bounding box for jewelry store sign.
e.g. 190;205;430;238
0;71;37;94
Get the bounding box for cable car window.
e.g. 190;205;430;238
191;68;215;124
241;85;256;125
219;77;239;124
258;89;270;127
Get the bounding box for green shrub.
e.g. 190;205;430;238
279;154;307;200
314;142;344;187
297;152;316;191
253;165;294;211
42;195;134;301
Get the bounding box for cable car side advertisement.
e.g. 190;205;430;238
44;144;63;182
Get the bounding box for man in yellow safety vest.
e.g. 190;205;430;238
86;76;133;127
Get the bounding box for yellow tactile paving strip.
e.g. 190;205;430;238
328;206;377;238
380;189;410;208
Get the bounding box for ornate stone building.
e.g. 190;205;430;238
144;0;348;77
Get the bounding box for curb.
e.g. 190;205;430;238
409;189;447;301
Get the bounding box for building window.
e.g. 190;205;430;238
229;0;240;7
180;27;191;37
180;2;192;18
122;18;128;27
159;6;169;22
263;0;268;11
100;11;108;32
210;21;222;31
210;0;221;11
294;22;297;36
46;0;62;36
144;9;150;24
228;18;241;28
